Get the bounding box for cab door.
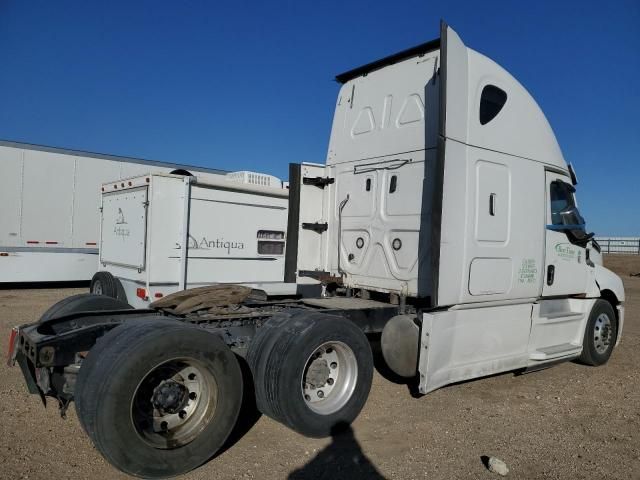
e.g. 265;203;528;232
542;171;589;296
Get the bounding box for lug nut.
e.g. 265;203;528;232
317;390;324;398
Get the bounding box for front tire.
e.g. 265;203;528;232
578;299;618;366
75;319;243;478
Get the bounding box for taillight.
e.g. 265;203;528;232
154;292;163;298
136;288;148;300
7;327;19;367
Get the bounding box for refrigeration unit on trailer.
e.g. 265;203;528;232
0;141;226;283
9;22;625;479
91;172;293;308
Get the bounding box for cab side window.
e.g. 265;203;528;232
479;85;507;125
550;181;572;225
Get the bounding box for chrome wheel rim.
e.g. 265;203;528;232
301;341;358;415
92;280;103;295
131;358;217;449
594;313;613;355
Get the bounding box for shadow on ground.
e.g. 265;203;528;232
0;281;90;290
289;423;386;480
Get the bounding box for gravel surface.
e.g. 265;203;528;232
1;255;638;479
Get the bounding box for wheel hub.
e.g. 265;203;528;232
132;360;218;449
306;358;331;388
301;341;358;415
151;379;188;414
594;313;613;355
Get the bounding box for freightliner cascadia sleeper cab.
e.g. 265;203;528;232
8;23;624;478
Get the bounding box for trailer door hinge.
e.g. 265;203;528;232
302;222;328;233
303;176;334;188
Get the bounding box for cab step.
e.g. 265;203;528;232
535;311;583;324
529;343;582;361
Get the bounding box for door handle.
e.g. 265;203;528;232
489;193;496;216
546;265;555;286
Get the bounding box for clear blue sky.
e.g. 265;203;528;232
0;1;638;235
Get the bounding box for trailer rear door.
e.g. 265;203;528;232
100;187;148;270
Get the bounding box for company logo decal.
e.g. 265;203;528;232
554;243;578;261
184;235;245;254
113;208;130;239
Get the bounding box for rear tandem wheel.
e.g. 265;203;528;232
74;319;243;478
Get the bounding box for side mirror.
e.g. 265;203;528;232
558;207;593;246
559;206;583;227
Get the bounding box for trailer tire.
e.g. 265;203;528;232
90;271;127;302
578;299;618;366
39;293;130;322
249;312;373;438
75;319;243;478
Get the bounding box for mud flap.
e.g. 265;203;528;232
15;352;46;406
417;312;433;394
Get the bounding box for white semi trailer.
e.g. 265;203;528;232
0;140;227;283
91;172;293;308
8;23;624;479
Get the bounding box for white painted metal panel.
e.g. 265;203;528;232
0;251;98;282
73;157;121;248
440;145;544;306
21;150;75;246
468;258;512;295
418;304;532;394
0;146;23;247
0;141;228;282
185;185;288;284
326;154;429;295
475;160;509;242
100;187;148;269
326;53;439;166
99;174;289;304
296;163;328;283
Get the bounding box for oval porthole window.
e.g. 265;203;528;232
356;237;365;249
479;85;507;125
392;238;402;251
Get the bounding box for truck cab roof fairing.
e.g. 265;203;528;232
441;26;567;170
330;24;567;172
334;38;440;84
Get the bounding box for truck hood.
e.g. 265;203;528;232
594;264;625;303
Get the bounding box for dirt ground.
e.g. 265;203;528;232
1;255;638;480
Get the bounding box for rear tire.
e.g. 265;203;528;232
75;319;243;478
248;312;373;438
578;299;618;366
90;271;127;303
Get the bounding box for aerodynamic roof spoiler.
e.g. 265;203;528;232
334;37;441;84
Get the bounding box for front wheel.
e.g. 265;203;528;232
75;319;243;478
578;299;618;366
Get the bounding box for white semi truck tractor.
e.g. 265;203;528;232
7;23;625;478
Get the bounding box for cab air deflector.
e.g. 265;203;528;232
335;38;441;84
